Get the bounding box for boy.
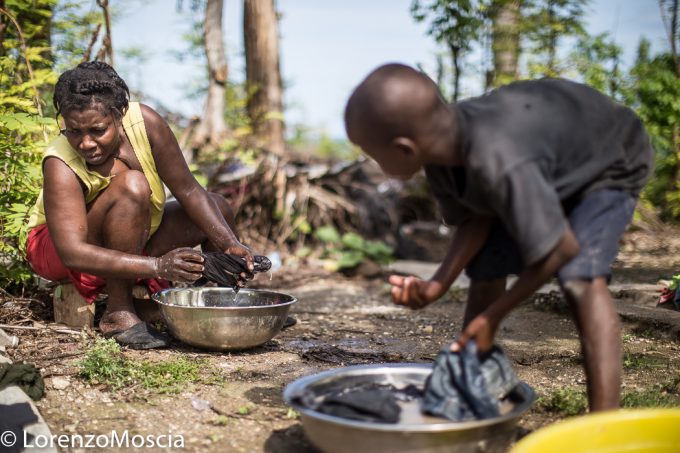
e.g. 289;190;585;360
344;63;653;411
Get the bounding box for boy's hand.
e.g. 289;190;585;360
451;312;499;355
388;275;444;309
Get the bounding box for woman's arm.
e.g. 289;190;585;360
390;215;494;308
140;104;253;266
42;157;200;281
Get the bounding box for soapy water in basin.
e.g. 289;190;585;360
295;380;518;425
158;288;294;308
397;397;515;425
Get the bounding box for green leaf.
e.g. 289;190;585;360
364;241;394;263
337;250;364;269
313;225;341;244
341;232;365;250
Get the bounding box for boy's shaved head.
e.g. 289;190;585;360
344;63;444;146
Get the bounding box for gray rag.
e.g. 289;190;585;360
422;341;519;421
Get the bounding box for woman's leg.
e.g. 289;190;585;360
145;193;236;256
85;170;152;333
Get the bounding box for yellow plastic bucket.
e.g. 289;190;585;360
510;409;680;453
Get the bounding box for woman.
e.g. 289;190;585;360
25;61;254;349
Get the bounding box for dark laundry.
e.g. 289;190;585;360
292;382;422;424
422;341;519;422
0;403;38;453
197;253;272;291
0;362;45;401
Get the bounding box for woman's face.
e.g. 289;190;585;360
61;106;121;166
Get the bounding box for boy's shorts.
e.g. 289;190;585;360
465;189;637;284
25;224;170;304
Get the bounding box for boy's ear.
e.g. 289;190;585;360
391;136;419;158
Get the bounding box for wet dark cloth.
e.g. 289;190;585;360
0;362;45;401
292;383;421;424
422;342;519;421
0;403;37;453
198;253;271;291
425;78;653;266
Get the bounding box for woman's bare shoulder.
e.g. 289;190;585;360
138;103;174;146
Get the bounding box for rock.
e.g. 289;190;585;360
0;329;18;347
51;377;70;390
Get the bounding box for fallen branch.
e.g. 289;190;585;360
0;324;83;335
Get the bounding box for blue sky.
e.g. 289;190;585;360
111;0;668;139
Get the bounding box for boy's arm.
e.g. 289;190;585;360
452;225;580;353
390;215;494;309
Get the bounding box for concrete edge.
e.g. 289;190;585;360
0;329;57;453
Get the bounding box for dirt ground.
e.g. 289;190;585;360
3;226;680;453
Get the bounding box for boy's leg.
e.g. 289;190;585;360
463;222;519;328
464;278;507;327
562;277;621;411
558;189;637;412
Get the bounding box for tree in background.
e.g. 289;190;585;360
50;0;105;73
630;0;680;220
0;1;58;290
411;0;484;101
190;0;229;153
487;0;522;88
243;0;285;156
570;32;628;102
523;0;588;77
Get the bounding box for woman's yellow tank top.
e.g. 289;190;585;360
27;102;166;236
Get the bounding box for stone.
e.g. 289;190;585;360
53;283;149;328
50;377;70;390
52;283;94;328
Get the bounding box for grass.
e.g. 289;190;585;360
537;378;680;416
237;405;252;415
622;378;680;409
78;338;223;394
536;387;588;416
623;351;668;370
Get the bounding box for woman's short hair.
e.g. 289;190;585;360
53;61;130;119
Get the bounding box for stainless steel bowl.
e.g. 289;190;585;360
284;363;535;453
152;287;296;350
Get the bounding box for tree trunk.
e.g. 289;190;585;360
243;0;285;156
547;0;557;75
489;0;521;88
449;43;461;102
96;0;113;67
0;1;8;57
191;0;229;155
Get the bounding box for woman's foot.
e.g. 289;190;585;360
99;310;170;350
99;309;142;335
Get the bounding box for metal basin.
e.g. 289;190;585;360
152;287;296;351
284;363;535;453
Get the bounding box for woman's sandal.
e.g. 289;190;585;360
103;322;170;350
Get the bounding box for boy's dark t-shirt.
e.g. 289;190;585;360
424;78;654;266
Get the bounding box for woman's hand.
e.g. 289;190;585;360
155;247;205;282
451;311;499;355
388;275;445;309
224;241;256;285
